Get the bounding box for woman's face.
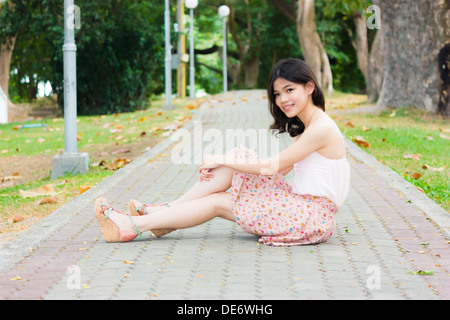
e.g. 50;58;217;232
273;78;313;118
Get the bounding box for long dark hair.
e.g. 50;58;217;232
267;58;325;137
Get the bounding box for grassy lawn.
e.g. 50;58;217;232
328;92;450;213
0;97;201;238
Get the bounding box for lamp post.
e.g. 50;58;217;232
218;5;230;93
185;0;198;99
163;0;175;110
51;0;89;180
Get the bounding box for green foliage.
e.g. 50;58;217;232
4;0;166;115
3;0;379;111
55;0;166;115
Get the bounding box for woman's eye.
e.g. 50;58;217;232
287;88;293;93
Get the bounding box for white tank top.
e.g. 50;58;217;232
291;117;350;209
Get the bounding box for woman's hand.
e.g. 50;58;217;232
198;168;214;182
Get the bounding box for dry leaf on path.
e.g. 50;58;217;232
79;186;93;194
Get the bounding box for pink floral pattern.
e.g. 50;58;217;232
230;146;337;247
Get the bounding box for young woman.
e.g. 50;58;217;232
95;58;350;246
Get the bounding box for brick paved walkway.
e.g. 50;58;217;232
0;90;448;300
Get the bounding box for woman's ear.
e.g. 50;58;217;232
306;81;315;95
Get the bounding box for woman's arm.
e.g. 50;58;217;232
199;122;332;176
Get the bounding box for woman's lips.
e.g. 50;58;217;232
282;104;294;112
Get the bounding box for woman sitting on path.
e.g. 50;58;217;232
95;58;350;247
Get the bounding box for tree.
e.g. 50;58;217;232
376;0;450;114
0;0;19;102
271;0;334;93
320;0;384;102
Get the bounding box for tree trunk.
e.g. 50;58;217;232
0;36;16;99
351;12;368;81
226;2;262;89
297;0;333;93
377;0;450;112
366;30;384;103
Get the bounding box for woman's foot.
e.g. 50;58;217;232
128;199;169;215
128;199;176;238
95;198;143;243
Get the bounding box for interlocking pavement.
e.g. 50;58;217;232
0;90;448;300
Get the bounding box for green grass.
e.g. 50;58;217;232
0;97;201;235
0;99;196;157
331;102;450;212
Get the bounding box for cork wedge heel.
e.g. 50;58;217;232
95;198;143;243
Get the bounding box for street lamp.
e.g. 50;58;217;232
51;0;89;180
218;5;230;93
185;0;198;99
163;0;175;110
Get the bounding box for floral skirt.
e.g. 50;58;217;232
230;146;337;247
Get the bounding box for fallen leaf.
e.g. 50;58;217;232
79;186;92;194
0;175;21;183
410;172;422;180
13;215;24;223
111;148;130;155
409;270;434;276
92;160;107;167
20;184;57;198
361;126;371;131
403;154;422;160
138;116;147;122
105;158;131;170
422;164;448;171
37;138;45;143
439;133;450;140
353;136;370;148
35;197;58;205
124;260;134;264
344;122;354;128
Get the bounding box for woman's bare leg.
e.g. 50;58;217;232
111;192;234;234
142;166;234;214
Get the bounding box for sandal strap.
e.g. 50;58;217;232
135;202;170;214
126;214;143;240
101;203;143;240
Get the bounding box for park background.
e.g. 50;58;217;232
0;0;449;242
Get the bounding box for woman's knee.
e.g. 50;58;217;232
206;192;234;219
